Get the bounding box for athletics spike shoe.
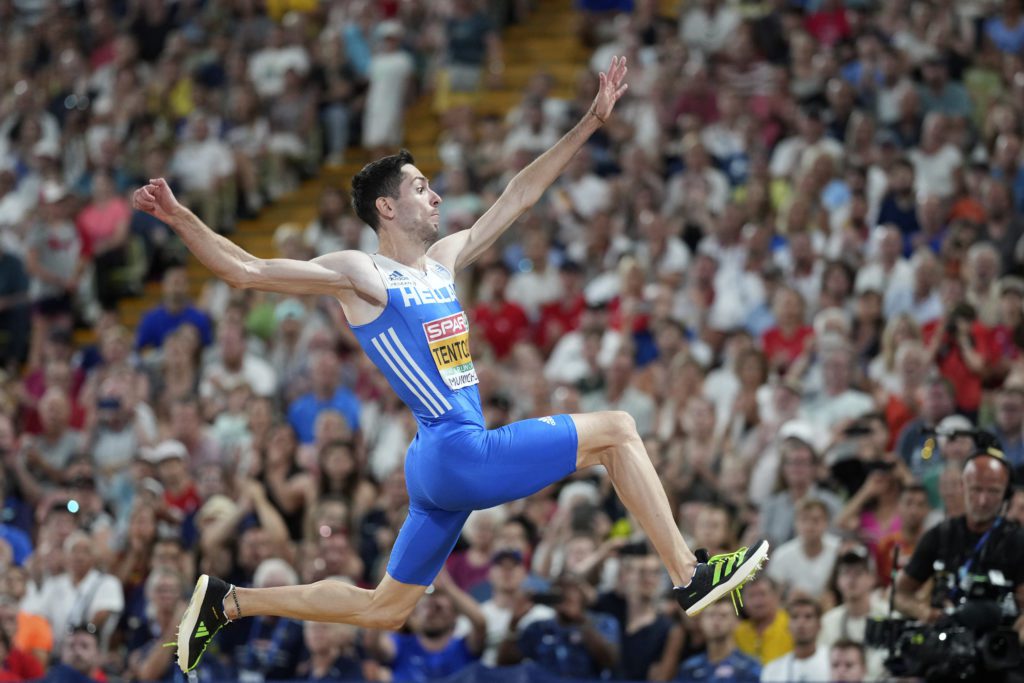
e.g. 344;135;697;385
673;540;770;617
176;574;233;672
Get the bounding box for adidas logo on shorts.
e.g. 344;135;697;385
537;416;556;426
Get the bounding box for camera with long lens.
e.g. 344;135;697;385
866;568;1021;682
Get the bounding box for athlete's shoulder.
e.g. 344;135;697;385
312;250;386;305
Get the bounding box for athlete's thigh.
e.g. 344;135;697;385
386;504;471;586
459;414;579;509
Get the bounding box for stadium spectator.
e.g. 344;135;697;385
500;573;619;679
760;597;830;683
733;576;792;666
676;599;761;682
373;570;484;683
767;497;840;600
135;267;213;352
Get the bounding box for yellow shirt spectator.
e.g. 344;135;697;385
734;609;794;664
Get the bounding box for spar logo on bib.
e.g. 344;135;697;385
423;312;479;390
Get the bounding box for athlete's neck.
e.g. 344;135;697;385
377;229;430;272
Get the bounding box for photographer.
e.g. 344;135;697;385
894;449;1024;643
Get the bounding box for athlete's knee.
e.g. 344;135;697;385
606;410;639;443
363;585;418;630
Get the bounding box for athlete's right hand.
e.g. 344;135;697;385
132;177;181;225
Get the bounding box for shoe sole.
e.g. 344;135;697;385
177;574;209;672
685;541;770;617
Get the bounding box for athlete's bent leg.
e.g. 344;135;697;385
571;411;697;586
570;410;768;616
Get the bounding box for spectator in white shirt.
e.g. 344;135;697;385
909;113;963;199
247;24;311;99
767;497;841;600
22;531;123;648
169;115;235;233
761;597;830;682
680;0;741;58
818;547;888;680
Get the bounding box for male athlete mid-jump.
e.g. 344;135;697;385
132;56;768;673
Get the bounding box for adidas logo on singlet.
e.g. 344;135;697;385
537;416;556;426
388;271;404;281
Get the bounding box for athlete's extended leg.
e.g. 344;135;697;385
571;411;768;615
176;573;424;672
572;411;697;586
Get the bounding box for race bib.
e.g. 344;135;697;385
423;312;479;390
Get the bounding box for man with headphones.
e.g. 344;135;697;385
893;444;1024;643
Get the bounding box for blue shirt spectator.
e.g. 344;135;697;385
677;650;762;682
135;267;213;351
287;350;361;443
0;523;31;565
389;633;476;683
518;614;621;679
985;9;1024;54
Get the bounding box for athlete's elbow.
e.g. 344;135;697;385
224;260;259;289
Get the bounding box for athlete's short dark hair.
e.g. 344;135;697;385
350;149;415;231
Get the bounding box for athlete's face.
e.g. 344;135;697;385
394;164;442;246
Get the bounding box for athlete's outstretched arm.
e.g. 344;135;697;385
429;56;628;272
132;179;380;299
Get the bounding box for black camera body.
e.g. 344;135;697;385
866;570;1021;682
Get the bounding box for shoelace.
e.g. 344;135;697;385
706;546;757;615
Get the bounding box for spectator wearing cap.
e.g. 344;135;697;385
986;385;1024;468
21;531;123;650
135;266;213;352
145;440;199;518
478;548;555;666
761;597;830;682
734;576;792;666
767;497;841;600
372;569;485;683
675;599;760;681
818;547;888;680
286;350;360;445
500;573;619;679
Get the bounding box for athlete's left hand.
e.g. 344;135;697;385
590;55;628;124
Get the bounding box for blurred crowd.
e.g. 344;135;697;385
5;0;1024;682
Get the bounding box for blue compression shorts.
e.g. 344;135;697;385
386;414;579;586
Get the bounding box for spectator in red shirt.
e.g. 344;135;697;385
805;0;851;47
534;261;586;354
75;172;135;307
922;302;990;418
979;276;1024;385
471;263;530;360
761;286;813;373
145;440;200;518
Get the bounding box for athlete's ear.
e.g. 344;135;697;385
375;196;395;222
